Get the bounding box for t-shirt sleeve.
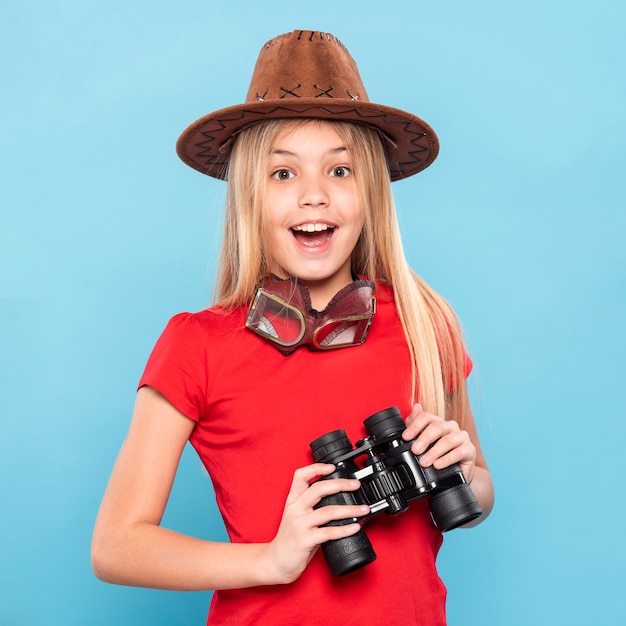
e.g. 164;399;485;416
138;313;208;422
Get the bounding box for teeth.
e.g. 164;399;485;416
292;223;332;232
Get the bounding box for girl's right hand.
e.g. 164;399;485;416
264;463;369;585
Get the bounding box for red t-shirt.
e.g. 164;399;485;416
139;283;449;625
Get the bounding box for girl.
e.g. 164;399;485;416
92;30;494;625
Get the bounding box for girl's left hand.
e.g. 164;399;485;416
402;404;476;484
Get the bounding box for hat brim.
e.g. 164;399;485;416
176;99;439;182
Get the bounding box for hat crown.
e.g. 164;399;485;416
176;29;439;180
245;31;369;104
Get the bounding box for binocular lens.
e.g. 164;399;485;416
310;429;353;463
364;407;405;440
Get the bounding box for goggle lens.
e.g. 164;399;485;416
313;316;373;349
246;290;305;347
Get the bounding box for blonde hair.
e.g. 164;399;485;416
214;119;468;424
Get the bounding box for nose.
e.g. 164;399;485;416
298;173;329;209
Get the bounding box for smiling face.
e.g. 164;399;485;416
263;121;365;309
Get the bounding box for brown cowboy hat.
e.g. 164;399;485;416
176;30;439;181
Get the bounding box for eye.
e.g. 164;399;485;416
330;166;351;178
272;169;294;181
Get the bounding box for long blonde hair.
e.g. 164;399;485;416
214;119;468;424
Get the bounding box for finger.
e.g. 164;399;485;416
286;464;337;502
418;431;474;468
302;478;362;509
402;406;443;441
294;463;337;483
311;503;370;528
431;446;474;472
403;403;424;428
409;418;456;454
314;521;364;544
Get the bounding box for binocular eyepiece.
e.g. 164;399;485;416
310;406;482;576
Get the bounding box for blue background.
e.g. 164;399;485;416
1;1;624;624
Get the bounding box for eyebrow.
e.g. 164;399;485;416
270;146;348;157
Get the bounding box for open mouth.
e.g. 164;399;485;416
291;223;335;247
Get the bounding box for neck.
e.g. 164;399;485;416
268;268;356;312
300;274;358;311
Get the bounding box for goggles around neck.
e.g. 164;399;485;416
245;275;376;356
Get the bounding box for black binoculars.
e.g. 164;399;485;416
310;406;482;576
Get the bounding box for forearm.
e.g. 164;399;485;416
91;522;273;591
462;465;494;528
